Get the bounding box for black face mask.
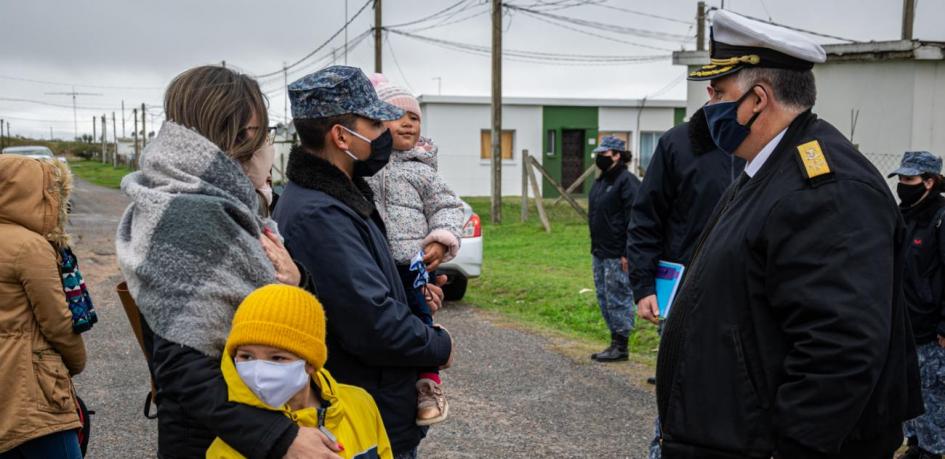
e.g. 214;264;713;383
687;106;716;155
897;182;928;207
595;153;616;171
342;127;394;177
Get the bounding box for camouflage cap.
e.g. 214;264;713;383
288;65;405;121
593;135;627;154
888;151;943;178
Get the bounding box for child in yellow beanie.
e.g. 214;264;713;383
207;284;392;459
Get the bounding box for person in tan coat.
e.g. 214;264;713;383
0;155;86;457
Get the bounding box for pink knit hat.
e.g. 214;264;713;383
368;73;420;120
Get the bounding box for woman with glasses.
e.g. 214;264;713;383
116;65;338;458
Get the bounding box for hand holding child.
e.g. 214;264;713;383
284;427;343;459
261;228;301;286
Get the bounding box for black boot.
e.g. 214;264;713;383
594;333;629;362
591;333;618;360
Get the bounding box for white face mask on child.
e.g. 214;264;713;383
235;359;309;408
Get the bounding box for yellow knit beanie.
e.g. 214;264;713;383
225;284;327;369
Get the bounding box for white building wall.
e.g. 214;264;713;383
599;106;677;173
812;60;945;186
421;103;542;197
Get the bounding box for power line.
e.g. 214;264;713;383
0;74;163;91
385;0;472;28
386;28;669;65
506;4;694;42
253;0;373;79
384;33;415;92
712;8;859;43
590;3;692;25
512;8;677;52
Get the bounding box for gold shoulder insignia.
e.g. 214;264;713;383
796;140;831;179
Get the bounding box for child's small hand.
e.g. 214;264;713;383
422;242;448;271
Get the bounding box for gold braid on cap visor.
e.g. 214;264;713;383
711;55;761;65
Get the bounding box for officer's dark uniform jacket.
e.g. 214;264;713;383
656;111;923;458
274;148;452;455
588;164;640;259
901;193;945;345
627;123;744;300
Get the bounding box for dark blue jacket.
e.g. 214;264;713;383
900;193;945;345
627;123;744;300
588;165;640;259
274;147;452;455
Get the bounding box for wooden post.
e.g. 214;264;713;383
696;2;706;51
902;0;915;40
490;0;502;224
141;103;147;148
529;156;587;219
525;155;551;233
521;149;529;222
551;164;596;206
132;108;139;170
374;0;383;73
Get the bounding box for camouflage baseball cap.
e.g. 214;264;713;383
593;135;627;154
887;151;943;178
288;65;405;121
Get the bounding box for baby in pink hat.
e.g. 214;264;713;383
366;73;464;426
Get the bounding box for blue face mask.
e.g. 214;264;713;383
703;86;763;154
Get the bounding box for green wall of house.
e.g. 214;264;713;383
541;106;599;198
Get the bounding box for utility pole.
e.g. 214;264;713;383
902;0;915;40
121;100;126;137
141;103;147;148
283;63;289;124
345;0;349;64
101;114;107;163
1;118;4;149
112;112;118;167
374;0;383;73
490;0;503;224
45;86;102;141
92;116;97;145
696;2;706;51
133;108;139;170
50;127;53;141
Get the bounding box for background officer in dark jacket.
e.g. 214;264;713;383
587;136;641;362
889;151;945;459
628;122;743;326
275;66;453;459
657;11;922;459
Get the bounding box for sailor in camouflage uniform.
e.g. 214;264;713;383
889;151;945;459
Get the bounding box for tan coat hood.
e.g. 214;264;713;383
0;156;72;246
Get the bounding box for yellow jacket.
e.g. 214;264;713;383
207;355;392;459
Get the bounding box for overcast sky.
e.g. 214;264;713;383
2;0;944;139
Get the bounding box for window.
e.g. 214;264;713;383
480;130;514;160
639;131;665;171
546;129;557;156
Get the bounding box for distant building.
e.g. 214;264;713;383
417;95;686;197
673;39;945;184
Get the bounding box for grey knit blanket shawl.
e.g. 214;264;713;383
116;121;275;357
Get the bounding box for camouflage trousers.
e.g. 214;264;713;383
592;256;635;336
904;342;945;454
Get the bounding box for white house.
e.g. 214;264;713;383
673;39;945;184
418;95;686;197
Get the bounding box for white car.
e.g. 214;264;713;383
440;200;483;301
2;145;66;162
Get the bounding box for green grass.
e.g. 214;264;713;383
462;197;660;363
67;159;132;189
